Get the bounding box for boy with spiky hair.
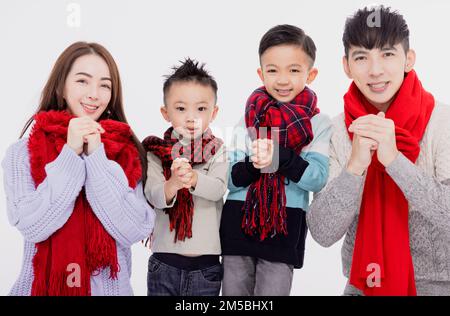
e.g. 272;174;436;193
220;25;331;296
142;58;228;296
308;6;450;296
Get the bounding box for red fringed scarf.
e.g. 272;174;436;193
242;86;319;240
345;70;434;296
142;127;223;242
28;110;142;296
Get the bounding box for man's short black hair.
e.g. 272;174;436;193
259;24;316;67
343;5;410;57
163;58;218;104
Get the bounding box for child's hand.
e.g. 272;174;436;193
170;158;193;190
164;158;192;205
185;169;198;189
251;138;274;169
174;160;199;190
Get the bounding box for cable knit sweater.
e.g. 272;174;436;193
307;102;450;296
2;139;155;296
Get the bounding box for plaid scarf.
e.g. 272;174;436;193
242;86;319;240
345;70;434;295
28;110;142;296
142;127;223;242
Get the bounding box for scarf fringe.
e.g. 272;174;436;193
85;205;120;280
46;268;91;296
242;174;288;240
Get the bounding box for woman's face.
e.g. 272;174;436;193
63;54;112;120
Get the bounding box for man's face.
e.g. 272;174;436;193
343;43;415;112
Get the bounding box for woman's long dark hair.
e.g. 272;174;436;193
20;41;147;182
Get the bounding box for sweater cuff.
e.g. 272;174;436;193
244;155;261;177
277;145;309;183
337;168;366;204
385;152;415;194
230;155;261;188
188;171;217;200
84;143;110;179
45;144;85;180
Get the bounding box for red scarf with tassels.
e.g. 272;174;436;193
28;110;142;296
345;70;434;296
142;127;223;242
242;86;319;240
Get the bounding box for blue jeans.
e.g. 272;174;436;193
147;255;223;296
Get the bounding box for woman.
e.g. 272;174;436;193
2;42;155;296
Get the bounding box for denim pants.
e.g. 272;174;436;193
222;255;293;296
147;254;223;296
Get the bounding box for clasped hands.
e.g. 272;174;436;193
347;112;399;176
168;158;198;191
67;116;105;155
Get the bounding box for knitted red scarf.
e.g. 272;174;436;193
28;110;142;296
142;127;223;242
344;70;434;296
243;86;319;240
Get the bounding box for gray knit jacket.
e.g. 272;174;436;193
307;103;450;296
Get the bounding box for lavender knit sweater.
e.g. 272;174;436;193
2;139;155;296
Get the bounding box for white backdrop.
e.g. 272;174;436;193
1;0;449;296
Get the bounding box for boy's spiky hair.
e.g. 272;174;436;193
259;24;316;67
163;58;218;104
343;5;410;57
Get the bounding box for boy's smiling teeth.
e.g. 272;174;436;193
275;88;293;96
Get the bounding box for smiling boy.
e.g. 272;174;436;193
142;58;228;296
307;6;450;296
220;25;331;296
